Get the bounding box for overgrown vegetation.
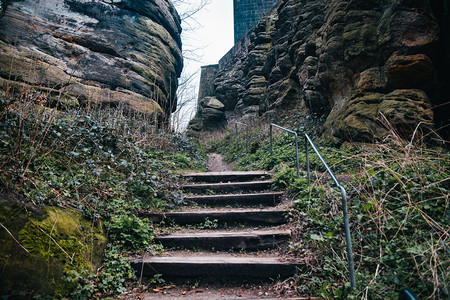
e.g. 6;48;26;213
203;124;449;299
1;84;448;299
0;88;206;297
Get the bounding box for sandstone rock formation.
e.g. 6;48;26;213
200;96;226;127
0;0;183;121
191;0;449;144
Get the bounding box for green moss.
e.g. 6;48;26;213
343;22;379;57
0;203;107;297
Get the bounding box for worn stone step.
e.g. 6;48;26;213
182;180;273;194
142;208;287;225
155;229;291;250
131;254;302;280
185;192;283;206
183;171;269;182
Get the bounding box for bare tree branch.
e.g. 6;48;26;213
171;0;212;132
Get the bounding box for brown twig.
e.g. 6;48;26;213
0;222;29;253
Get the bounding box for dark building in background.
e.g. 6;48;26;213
198;64;219;100
233;0;278;44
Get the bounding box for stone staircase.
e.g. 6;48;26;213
132;171;302;282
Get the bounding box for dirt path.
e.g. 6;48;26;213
207;153;233;172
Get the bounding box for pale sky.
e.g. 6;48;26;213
173;1;234;131
188;1;234;65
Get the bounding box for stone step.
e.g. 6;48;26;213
131;254;302;280
155;229;291;251
183;171;269;182
185;192;283;206
182;180;273;194
142;208;287;225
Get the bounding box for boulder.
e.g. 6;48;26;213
321;89;433;143
385;52;435;88
202;107;225;123
0;202;107;296
205;97;225;111
0;0;182;119
194;97;226;130
354;67;387;95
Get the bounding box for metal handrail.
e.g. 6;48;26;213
235;122;249;152
270;123;300;178
304;133;356;289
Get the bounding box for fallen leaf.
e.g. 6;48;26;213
163;285;175;289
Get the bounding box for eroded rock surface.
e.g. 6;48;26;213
322;89;434;142
0;0;182;120
191;0;449;143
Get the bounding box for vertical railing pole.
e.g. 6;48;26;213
270;126;356;289
305;136;311;184
235;122;249;152
340;186;357;290
246;125;249;152
235;123;239;150
270;125;273;156
294;133;300;178
270;124;300;178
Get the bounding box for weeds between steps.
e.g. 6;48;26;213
206;125;449;299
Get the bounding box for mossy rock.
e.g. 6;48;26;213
321;89;434;143
0;202;107;297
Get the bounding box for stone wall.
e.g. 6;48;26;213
0;0;183;122
219;33;250;70
198;65;219;100
233;0;278;44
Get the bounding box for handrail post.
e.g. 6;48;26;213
270;125;273;156
246;125;249;152
340;186;357;290
270;123;300;178
294;132;300;178
235;122;249;152
235;123;239;150
305;136;311;184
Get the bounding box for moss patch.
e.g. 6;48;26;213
0;203;107;297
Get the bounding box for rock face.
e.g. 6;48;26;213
191;0;449;143
324;89;434;142
0;0;183;120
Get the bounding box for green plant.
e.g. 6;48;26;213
149;274;166;286
272;166;297;188
0;87;208;297
197;217;219;229
106;214;154;250
272;166;309;193
97;245;136;295
64;270;95;300
64;245;136;297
